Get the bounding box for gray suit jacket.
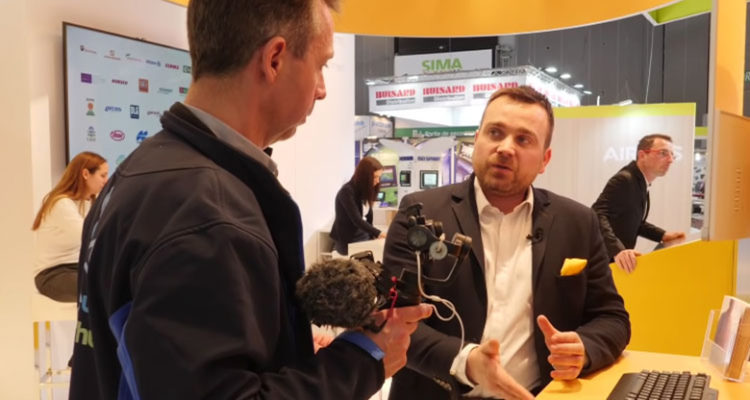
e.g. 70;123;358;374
384;177;630;399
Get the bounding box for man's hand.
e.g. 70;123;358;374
378;232;387;239
465;340;534;400
613;249;641;273
363;304;432;378
537;315;587;381
662;231;685;244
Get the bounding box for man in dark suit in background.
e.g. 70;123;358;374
384;86;630;399
592;134;686;273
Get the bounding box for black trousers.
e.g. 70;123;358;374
34;263;78;303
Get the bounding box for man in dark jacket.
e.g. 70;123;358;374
592;134;686;273
68;1;431;399
384;86;630;400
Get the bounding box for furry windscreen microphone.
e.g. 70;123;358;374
296;258;385;329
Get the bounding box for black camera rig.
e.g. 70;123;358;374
351;202;472;328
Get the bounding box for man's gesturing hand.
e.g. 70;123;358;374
466;340;534;400
537;315;587;381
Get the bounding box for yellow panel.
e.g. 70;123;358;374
711;0;746;114
553;103;695;119
164;0;679;36
334;0;678;36
611;240;737;356
163;0;187;6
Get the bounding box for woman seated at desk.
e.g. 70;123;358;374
32;151;108;302
330;156;386;255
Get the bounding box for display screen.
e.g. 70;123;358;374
420;170;439;189
376;191;385;202
399;170;411;186
63;22;192;165
380;165;396;188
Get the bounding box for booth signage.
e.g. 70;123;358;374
394;126;477;138
369;74;580;113
394;49;493;76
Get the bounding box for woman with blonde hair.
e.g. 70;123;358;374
32;151;108;302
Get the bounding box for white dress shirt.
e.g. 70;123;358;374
451;179;540;397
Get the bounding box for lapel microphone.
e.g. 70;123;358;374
526;228;544;244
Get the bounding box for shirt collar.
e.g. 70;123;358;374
473;177;534;215
182;102;278;176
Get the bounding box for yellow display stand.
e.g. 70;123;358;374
611;240;737;356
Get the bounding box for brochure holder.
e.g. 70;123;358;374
700;296;750;382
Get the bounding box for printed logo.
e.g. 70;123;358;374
111;79;128;86
179;86;188;95
125;53;143;62
86;126;96;142
139;78;149;93
146;110;162;117
79;45;97;55
104;105;122;112
130;104;140;119
85;98;95;116
104;50;121;60
116;154;126;165
158;87;173;94
146;59;161;67
182;65;191;74
136;130;149;143
80;73;92;83
165;63;179;70
110;130;126;141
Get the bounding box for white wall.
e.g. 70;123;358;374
2;0;353;397
273;33;356;265
1;1;36;398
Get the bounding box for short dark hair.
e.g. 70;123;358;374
187;0;340;81
637;134;673;159
351;156;383;205
479;86;555;148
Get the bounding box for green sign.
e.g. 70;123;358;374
395;126;477;138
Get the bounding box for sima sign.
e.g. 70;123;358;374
422;58;463;73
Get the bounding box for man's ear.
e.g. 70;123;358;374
260;36;288;83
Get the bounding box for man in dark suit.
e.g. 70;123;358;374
592;134;686;273
384;86;631;399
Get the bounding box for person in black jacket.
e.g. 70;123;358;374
68;1;432;399
330;156;387;254
592;134;686;273
384;86;629;400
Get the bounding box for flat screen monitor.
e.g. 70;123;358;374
420;170;439;189
376;191;385;202
63;22;192;165
400;170;411;187
380;165;396;188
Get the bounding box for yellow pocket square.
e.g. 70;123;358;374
560;258;587;276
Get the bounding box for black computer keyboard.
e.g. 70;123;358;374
607;370;718;400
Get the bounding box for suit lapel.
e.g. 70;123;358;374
531;188;554;291
450;177;485;274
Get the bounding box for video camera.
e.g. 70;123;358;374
296;203;472;332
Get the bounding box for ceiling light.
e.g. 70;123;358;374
544;66;558;74
583;90;592;95
617;99;633;106
559;73;571;80
406;75;419;81
573;83;584;89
